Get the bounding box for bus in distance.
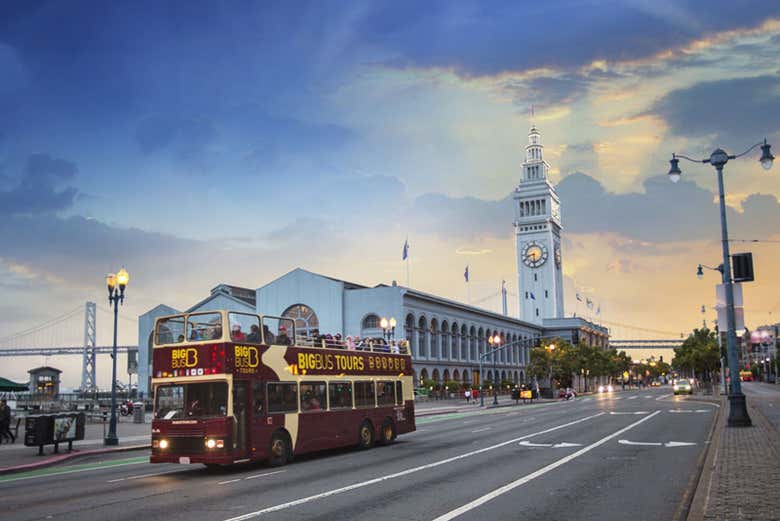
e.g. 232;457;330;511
150;310;415;467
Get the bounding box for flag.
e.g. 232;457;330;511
586;298;594;309
596;305;601;315
530;292;536;300
402;239;409;261
576;293;583;302
464;265;469;282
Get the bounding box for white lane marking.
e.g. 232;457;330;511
656;394;672;401
222;412;605;521
609;411;650;416
669;409;711;413
107;469;183;483
471;427;491;433
518;441;582;448
627;396;638;400
219;479;242;485
645;396;654;399
665;441;697;447
245;470;286;480
431;411;662;521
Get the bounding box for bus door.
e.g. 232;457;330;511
233;381;249;456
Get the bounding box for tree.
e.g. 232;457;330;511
673;328;720;383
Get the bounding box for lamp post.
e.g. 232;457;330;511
488;335;502;405
669;138;774;427
104;267;129;446
546;343;556;398
380;317;397;342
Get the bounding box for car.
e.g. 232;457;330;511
673;379;693;395
597;384;614;393
651;381;661;387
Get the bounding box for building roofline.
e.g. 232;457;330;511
185;291;255;313
401;287;541;330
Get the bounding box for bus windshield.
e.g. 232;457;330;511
154;382;228;420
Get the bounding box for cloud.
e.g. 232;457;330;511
403;171;780;245
0;154;79;216
649;75;780;144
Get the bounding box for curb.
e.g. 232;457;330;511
673;396;723;521
0;443;150;476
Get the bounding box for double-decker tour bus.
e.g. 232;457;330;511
150;310;415;467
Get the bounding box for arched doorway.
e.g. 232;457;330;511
443;369;450;382
453;369;460;382
432;368;440;383
418;316;428;358
420;368;429;383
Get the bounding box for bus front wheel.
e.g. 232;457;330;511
379;418;396;445
269;432;290;467
357;420;374;449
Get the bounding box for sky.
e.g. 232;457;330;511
1;1;780;387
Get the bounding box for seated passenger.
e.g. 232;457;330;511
189;329;201;341
177;334;185;343
211;325;222;340
262;325;274;344
247;324;260;343
390;341;400;354
276;326;291;345
231;323;246;342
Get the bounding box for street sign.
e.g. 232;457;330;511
732;252;754;282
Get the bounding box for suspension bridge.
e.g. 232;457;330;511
0;302;138;392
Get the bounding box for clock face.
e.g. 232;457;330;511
522;241;548;268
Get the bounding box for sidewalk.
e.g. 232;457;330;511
0;415;151;474
687;395;780;521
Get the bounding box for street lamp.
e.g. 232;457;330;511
380;317;396;342
105;267;129;445
546;343;556;397
488;335;502;405
668;138;774;427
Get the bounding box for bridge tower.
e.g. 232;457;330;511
81;302;97;392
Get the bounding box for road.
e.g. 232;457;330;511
1;388;716;521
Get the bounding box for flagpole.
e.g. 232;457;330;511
406;256;410;288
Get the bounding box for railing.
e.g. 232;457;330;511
294;335;410;355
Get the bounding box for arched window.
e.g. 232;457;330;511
282;304;319;338
362;314;380;329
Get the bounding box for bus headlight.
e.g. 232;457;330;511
158;439;169;450
205;438;224;449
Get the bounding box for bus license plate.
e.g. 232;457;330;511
179;457;191;464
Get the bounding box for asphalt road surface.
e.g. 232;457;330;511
2;388;717;521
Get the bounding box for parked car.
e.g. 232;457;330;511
673;379;693;395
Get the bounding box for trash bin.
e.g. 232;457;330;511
132;402;145;424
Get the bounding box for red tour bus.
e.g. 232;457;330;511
150;310;415;467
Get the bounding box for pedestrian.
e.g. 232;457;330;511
0;399;14;444
464;388;471;403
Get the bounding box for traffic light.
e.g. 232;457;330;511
732;252;754;282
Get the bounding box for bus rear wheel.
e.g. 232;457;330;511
268;432;289;467
357;420;374;449
379;418;396;445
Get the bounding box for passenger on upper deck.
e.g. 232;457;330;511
247;324;260;343
276;326;291;345
211;325;222;340
231;323;246;342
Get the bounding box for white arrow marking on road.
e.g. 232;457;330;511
618;439;697;447
518;441;582;448
618;439;662;446
518;441;553;448
609;411;650;415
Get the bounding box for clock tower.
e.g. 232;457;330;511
513;126;564;324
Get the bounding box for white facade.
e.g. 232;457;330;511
514;126;564;323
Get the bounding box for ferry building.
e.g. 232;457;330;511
137;127;609;397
